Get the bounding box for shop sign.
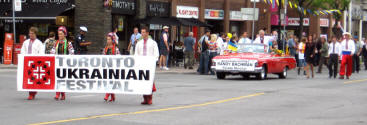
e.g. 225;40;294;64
230;11;243;21
147;1;170;17
111;0;136;15
205;9;224;20
287;18;309;26
363;11;367;21
352;4;362;20
241;8;259;20
176;6;199;19
320;18;329;27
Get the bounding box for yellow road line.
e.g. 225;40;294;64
29;93;265;125
344;79;367;84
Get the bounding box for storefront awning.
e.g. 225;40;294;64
177;18;212;27
136;17;212;27
137;17;181;26
0;1;75;19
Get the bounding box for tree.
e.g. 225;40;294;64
325;0;350;39
288;0;328;39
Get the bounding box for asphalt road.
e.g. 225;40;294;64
0;68;367;125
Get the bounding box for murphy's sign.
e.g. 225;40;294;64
17;55;156;95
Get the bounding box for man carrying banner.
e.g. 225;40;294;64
20;27;45;100
339;32;355;79
103;32;120;102
51;26;75;100
135;26;159;105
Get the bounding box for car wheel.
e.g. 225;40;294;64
256;66;267;80
216;72;226;79
279;67;288;79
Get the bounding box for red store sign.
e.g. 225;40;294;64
176;6;199;19
287;18;309;26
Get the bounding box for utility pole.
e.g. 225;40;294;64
12;0;16;44
251;0;256;41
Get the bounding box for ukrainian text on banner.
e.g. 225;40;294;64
17;55;156;95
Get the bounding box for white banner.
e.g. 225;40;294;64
176;6;199;19
214;59;257;71
17;55;156;95
230;11;243;21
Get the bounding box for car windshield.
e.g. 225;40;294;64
237;44;267;53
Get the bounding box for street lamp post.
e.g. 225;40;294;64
252;0;256;41
12;0;16;44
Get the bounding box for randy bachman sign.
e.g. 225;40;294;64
17;55;156;95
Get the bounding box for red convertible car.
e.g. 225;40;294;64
211;44;296;80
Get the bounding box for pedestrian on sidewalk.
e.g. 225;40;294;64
328;36;341;79
183;32;195;69
103;32;120;102
305;35;315;78
339;32;355;79
113;27;119;45
51;26;74;100
134;26;159;105
74;26;91;55
128;27;141;55
297;37;306;76
317;37;329;73
362;38;367;70
159;26;170;70
20;27;45;100
197;30;210;75
352;36;362;73
44;31;56;54
208;34;218;75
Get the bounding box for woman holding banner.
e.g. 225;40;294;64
103;32;120;102
135;26;159;105
20;27;45;100
50;26;74;100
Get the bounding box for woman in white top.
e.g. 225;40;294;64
20;27;45;100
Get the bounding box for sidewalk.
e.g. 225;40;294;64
0;64;17;70
0;64;198;74
155;66;198;74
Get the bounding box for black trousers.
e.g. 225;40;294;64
364;56;367;70
328;54;339;78
353;54;360;73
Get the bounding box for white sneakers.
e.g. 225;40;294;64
160;66;169;70
163;67;169;70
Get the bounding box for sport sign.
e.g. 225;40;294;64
214;59;257;71
17;55;156;95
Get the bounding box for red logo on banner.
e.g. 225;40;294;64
23;57;55;90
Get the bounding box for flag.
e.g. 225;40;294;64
314;11;319;16
303;8;307;15
227;41;238;52
294;4;298;9
322;10;328;15
264;0;267;3
289;1;293;8
307;9;312;14
282;0;285;5
270;0;273;4
276;0;279;6
337;10;342;14
319;11;325;15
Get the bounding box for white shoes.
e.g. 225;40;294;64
163;67;169;70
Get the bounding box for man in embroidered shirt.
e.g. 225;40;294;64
339;32;355;79
135;26;159;105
